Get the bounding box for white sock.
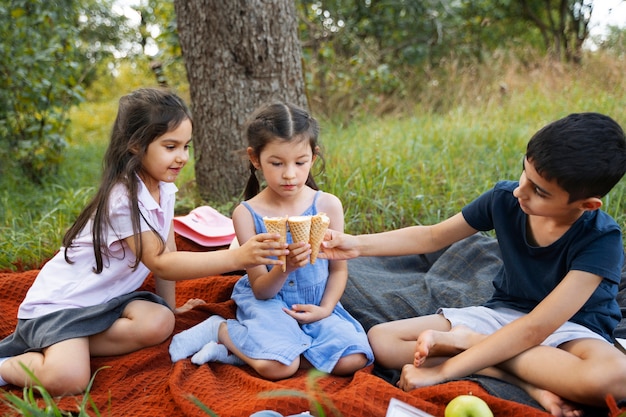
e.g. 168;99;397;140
191;341;243;366
0;357;10;386
169;315;225;362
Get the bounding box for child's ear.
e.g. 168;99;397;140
247;147;260;169
580;197;602;211
312;146;320;163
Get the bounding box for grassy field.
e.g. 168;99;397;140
1;53;625;271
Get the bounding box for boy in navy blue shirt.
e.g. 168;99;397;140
320;113;626;416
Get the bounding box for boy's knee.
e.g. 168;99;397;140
367;324;392;357
605;360;626;400
582;357;626;403
367;324;383;346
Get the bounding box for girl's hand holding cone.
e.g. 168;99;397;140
262;213;330;270
262;216;288;271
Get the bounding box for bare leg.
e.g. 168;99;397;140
405;325;585;416
497;339;626;406
90;300;174;356
0;338;91;396
414;325;483;366
405;323;626;409
331;353;369;376
367;314;451;369
479;367;583;417
217;322;300;380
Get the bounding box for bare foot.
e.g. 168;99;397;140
175;298;206;314
414;325;485;367
477;367;583;417
530;388;584;417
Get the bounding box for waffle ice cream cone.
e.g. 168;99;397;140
263;215;288;272
309;212;330;264
288;216;312;244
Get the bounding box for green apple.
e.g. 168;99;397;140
444;395;494;417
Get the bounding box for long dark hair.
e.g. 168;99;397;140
63;88;192;273
243;102;324;200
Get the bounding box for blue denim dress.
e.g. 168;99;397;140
226;193;373;373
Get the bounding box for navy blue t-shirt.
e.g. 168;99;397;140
461;181;623;342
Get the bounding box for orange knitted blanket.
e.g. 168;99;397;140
0;268;552;417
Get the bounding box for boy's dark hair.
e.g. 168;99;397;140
526;112;626;202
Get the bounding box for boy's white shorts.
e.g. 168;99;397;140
439;305;608;347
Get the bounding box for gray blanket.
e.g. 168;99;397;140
342;233;501;331
342;232;626;336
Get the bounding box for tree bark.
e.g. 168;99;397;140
174;0;308;201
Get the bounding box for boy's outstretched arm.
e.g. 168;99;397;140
320;212;477;259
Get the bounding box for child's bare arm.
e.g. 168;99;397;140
321;212;478;260
152;223;206;313
231;203;296;299
153;224;178;308
284;193;347;323
125;220;287;282
312;194;347;315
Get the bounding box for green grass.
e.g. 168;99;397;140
1;53;625;271
320;101;626;235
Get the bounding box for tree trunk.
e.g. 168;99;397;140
519;0;590;62
174;0;308;201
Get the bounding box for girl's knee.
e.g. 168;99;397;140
38;365;92;396
137;307;175;346
366;323;383;340
331;353;369;376
2;354;89;395
255;359;299;380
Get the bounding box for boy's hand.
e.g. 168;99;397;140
317;229;360;260
397;363;445;391
175;298;206;314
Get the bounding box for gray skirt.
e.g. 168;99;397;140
0;291;170;357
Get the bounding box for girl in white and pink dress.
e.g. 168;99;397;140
0;88;286;396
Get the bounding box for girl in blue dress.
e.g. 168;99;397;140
169;102;373;379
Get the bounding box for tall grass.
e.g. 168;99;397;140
1;52;625;271
320;52;626;234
